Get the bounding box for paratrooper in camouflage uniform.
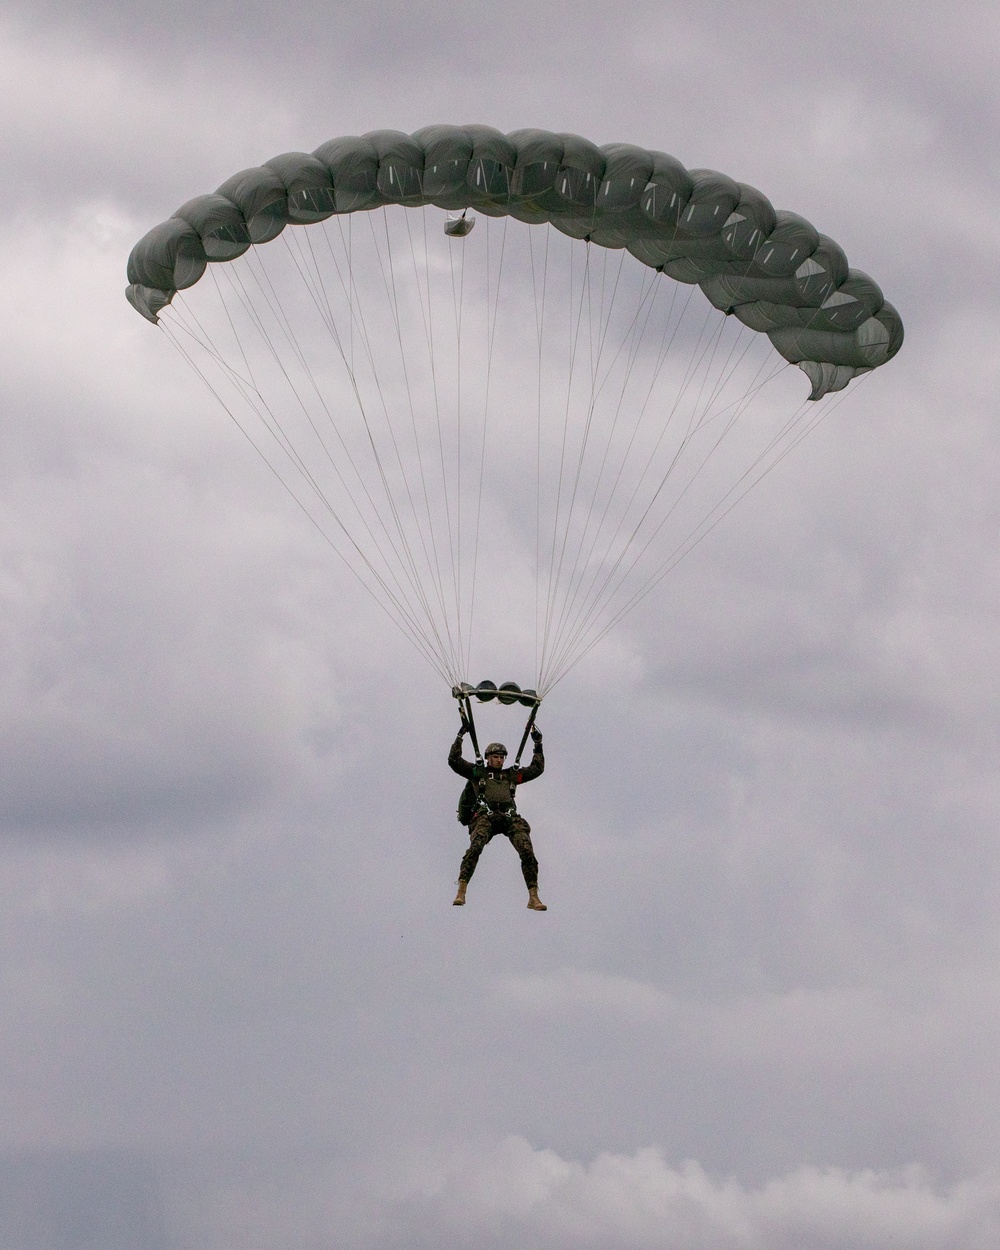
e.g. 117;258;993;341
448;725;546;910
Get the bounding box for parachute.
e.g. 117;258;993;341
126;125;902;698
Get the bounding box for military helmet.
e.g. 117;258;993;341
484;742;508;758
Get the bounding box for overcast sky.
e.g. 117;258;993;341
2;1;1000;1247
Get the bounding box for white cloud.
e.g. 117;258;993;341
164;1136;1000;1250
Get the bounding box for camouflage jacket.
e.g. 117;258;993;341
448;733;544;812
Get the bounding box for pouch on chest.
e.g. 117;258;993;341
483;772;514;807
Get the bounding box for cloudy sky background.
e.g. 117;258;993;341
2;1;1000;1246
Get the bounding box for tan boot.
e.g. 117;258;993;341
452;880;468;906
527;887;547;911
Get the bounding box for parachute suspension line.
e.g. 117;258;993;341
540;249;672;688
158;315;454;685
636;327;776;524
159;205;866;697
586;283;703;529
538;263;671;689
528;223;551;685
412;205;462;676
374;208;463;680
202;250;430;608
163;290;328;502
320;208;458;680
544;328;782;686
537;252;692;692
359;207;489;684
778;366;866;458
549;378;859;693
543;353;786;690
356;211;462;681
537;241;624;689
406;206;460;622
586;247;633;406
540;236;585;675
466;216;489;681
446;210;471;677
231;220;453;682
537;236;596;686
341;214;815;695
240;234;420;580
556;247;629;556
579;274;680;531
163;312;449;683
283;224;461;679
583;299;726;549
402;205;464;679
325;230;472;675
465;212;511;680
540;238;665;690
545;265;673;662
624;345;789;573
554;355;801;681
243;234;463;677
346;213;354;372
541;288;793;691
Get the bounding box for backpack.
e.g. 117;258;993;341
457;779;479;826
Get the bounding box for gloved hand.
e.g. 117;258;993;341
530;725;543;744
458;717;469;737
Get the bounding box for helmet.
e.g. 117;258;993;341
484;742;508;758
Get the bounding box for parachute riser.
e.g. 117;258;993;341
513;703;540;769
459;695;483;765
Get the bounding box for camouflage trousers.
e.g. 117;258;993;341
460;810;539;889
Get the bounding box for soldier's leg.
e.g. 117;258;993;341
506;816;538;886
454;813;494;904
507;816;545;910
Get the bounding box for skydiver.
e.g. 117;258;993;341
449;719;547;910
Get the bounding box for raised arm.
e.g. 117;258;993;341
448;721;476;778
518;725;545;782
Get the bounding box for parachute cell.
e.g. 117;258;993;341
127;125;901;396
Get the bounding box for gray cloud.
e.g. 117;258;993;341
0;1150;167;1250
156;1136;1000;1250
2;0;999;1245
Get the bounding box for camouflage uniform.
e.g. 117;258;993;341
448;732;544;889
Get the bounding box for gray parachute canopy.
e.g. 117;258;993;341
126;125;901;400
